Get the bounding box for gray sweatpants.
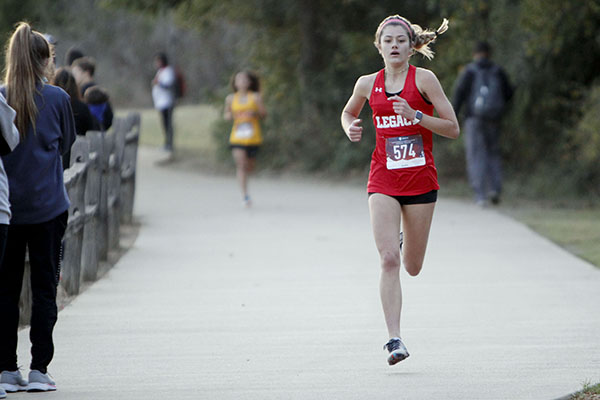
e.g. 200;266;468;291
464;117;503;202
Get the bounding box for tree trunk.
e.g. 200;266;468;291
296;0;322;118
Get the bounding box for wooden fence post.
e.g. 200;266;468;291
81;131;103;282
97;130;110;261
107;120;125;251
120;113;140;224
61;137;89;295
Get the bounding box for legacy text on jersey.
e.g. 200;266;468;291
375;115;416;129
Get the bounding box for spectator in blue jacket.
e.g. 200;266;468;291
0;22;76;394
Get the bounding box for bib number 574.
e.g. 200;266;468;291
385;134;426;169
393;143;416;160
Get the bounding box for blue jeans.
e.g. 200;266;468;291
464;117;503;202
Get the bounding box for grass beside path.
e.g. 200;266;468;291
570;382;600;400
507;206;600;268
119;104;600;269
118;104;220;160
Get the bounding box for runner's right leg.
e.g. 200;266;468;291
369;193;403;339
232;148;249;202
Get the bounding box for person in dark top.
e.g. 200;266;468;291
71;56;97;97
452;41;513;206
0;22;76;393
52;67;98;169
83;85;113;131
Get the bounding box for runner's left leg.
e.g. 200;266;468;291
369;194;403;339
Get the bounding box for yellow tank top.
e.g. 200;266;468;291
229;92;263;146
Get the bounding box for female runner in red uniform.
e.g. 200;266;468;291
341;15;459;365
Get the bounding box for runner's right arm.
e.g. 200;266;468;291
341;74;374;142
224;94;233;120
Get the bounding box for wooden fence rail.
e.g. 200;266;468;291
18;112;141;325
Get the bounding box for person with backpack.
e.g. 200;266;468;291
452;41;513;206
152;52;177;153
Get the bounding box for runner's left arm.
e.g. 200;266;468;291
255;93;267;119
395;69;459;139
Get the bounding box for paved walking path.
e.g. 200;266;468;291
12;147;600;399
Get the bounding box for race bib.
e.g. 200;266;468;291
235;123;254;139
386;135;426;169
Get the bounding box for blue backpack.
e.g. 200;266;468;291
469;64;506;120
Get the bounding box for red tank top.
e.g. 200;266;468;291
367;66;439;196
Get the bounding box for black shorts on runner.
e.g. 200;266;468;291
230;145;260;159
368;190;438;205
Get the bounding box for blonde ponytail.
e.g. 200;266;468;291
4;22;51;136
413;18;449;60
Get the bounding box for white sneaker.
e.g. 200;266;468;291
0;370;28;392
384;337;410;365
0;386;6;399
26;370;56;392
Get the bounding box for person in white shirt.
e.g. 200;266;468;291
152;52;176;152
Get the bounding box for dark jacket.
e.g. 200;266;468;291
62;98;98;170
1;84;76;224
72;98;98;136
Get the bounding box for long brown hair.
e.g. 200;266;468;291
231;70;261;93
3;22;52;137
52;67;81;102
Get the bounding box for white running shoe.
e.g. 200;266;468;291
26;370;56;392
384;337;410;365
0;370;28;392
